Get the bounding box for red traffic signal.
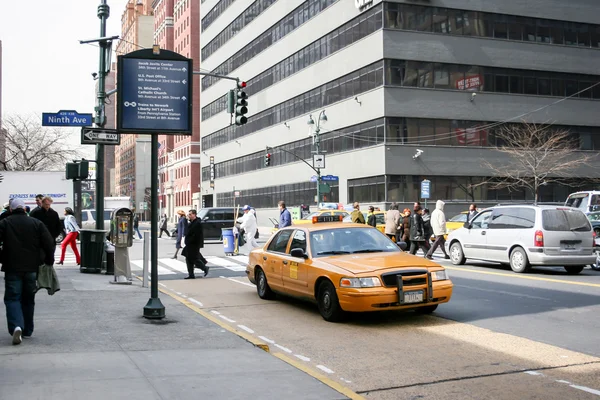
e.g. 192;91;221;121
264;153;272;167
238;81;247;88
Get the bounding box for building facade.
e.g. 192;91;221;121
200;0;600;217
153;0;202;222
114;0;155;214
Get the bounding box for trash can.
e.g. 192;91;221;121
79;229;107;273
222;228;235;255
104;241;115;275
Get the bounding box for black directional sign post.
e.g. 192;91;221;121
117;48;193;320
81;127;121;145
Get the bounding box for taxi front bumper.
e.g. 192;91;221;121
337;281;453;312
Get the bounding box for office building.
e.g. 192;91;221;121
200;0;600;216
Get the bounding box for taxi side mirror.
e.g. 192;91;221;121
290;248;308;259
463;221;471;229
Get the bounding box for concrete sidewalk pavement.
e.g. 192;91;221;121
0;267;348;400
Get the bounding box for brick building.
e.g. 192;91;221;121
113;0;155;216
153;0;201;222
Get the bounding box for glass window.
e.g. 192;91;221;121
267;229;293;253
488;207;536;229
310;227;400;257
495;75;509;93
542;209;591;231
289;230;307;253
524;76;537;95
470;210;492;229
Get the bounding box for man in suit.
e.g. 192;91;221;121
183;209;209;279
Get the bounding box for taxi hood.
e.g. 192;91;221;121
320;252;441;274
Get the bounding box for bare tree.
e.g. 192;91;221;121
474;123;597;204
0;114;84;171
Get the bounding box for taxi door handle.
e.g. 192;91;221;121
282;261;288;265
481;231;486;235
263;256;268;261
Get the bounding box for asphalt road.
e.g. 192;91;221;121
126;230;600;399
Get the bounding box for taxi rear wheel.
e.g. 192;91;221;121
256;268;275;300
317;281;345;322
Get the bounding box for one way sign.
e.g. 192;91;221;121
80;128;121;145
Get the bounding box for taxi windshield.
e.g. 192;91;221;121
310;228;400;257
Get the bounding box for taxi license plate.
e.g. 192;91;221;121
403;290;423;304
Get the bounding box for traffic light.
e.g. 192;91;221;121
65;160;89;180
264;153;271;167
234;81;248;126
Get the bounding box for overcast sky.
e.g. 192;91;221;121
0;0;130;158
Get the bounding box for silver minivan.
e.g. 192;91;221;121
445;205;595;274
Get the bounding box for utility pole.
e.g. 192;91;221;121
94;0;109;230
307;111;328;205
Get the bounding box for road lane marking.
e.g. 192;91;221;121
210;310;221;315
317;365;335;374
218;315;236;323
557;380;600;396
258;336;275;344
237;325;254;333
454;284;552;300
219;276;255;287
295;354;310;362
273;353;365;400
445;266;600;288
524;371;544;376
188;298;203;307
274;343;293;353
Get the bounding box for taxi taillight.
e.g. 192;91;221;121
534;230;544;247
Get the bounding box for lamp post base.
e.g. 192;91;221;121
143;297;166;319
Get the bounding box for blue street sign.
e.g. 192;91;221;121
421;179;430;199
321;175;339;182
310;175;318;182
118;56;192;134
42;110;92;127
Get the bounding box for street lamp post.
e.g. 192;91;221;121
307;110;328;206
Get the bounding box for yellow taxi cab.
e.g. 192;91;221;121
342;210;386;234
446;211;469;233
246;215;453;322
293;209;349;225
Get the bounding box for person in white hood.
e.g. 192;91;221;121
240;205;259;249
425;200;450;260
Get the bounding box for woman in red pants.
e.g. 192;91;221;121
58;207;81;265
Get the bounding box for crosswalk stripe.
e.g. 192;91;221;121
130;260;176;275
206;256;247;271
158;258;189;274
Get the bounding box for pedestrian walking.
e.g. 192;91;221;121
0;198;55;345
384;203;401;241
58;207;81;265
409;204;431;256
31;194;44;214
401;208;412;249
422;208;433;244
173;210;188;259
240;205;259;249
278;200;292;228
366;206;377;227
467;203;478;222
182;209;209;279
351;202;365;224
426;200;450;260
29;196;62;247
133;214;142;239
158;214;171;238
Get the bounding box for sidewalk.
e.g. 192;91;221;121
0;267;347;400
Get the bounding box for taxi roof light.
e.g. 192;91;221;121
313;215;344;224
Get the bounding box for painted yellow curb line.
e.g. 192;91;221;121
272;352;366;400
445;266;600;288
136;277;270;352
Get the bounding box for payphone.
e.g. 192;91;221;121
109;207;134;284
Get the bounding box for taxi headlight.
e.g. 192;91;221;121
431;270;448;281
339;277;382;288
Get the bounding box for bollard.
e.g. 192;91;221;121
142;231;149;288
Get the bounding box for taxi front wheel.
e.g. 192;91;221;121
317;281;345;322
256;268;275;300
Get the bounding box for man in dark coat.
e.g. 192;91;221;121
0;198;55;345
29;196;62;243
183;209;209;279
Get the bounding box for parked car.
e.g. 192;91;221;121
446;204;595;274
565;191;600;215
198;207;244;240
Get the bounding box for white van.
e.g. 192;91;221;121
81;209;114;230
565;191;600;215
446;205;595;274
